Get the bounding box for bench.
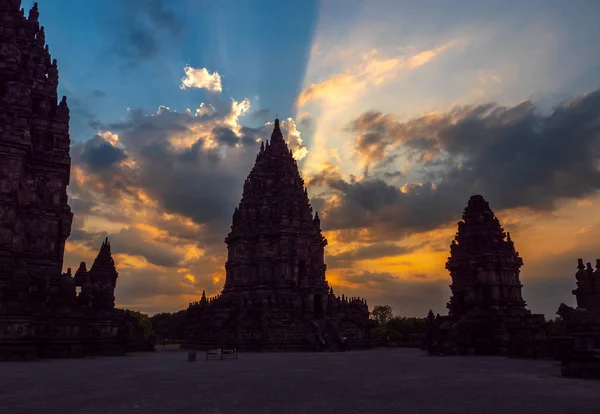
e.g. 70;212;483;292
205;348;238;360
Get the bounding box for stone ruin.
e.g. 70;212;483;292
0;1;139;360
184;120;373;351
426;195;547;356
557;259;600;378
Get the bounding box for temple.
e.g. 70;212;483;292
184;120;373;351
426;195;546;356
0;1;140;360
557;259;600;378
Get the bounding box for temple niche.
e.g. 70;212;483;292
557;259;600;379
0;1;138;360
184;120;373;351
426;195;546;356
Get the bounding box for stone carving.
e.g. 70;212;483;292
185;120;373;351
426;195;546;356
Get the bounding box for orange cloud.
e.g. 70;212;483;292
297;41;457;107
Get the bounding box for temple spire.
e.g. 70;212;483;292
271;118;284;143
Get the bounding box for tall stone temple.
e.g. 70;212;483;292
426;195;546;356
185;120;372;351
0;1;137;360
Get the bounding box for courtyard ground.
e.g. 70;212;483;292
0;347;599;414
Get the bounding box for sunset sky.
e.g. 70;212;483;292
34;0;600;317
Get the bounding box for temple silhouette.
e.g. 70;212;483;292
184;120;373;351
0;1;137;360
558;259;600;378
426;195;546;356
2;1;600;378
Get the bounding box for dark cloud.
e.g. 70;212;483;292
314;89;600;240
112;227;187;268
67;226;185;269
212;126;239;147
67;100;307;251
110;0;185;65
74;134;128;172
69;197;95;217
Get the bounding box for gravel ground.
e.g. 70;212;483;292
0;347;598;414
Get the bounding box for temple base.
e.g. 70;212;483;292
0;307;153;361
426;312;547;357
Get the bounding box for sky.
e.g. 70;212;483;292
31;0;600;317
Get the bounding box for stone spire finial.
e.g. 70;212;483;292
91;237;115;271
270;118;284;143
576;258;587;282
77;261;87;273
28;2;39;23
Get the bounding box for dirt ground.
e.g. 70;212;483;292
0;347;598;414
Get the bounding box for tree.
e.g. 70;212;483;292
546;316;568;337
371;305;394;325
387;316;427;338
149;309;187;340
125;310;155;341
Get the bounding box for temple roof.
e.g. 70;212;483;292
228;119;320;238
91;237;117;271
447;194;521;267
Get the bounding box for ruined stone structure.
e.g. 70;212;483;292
557;259;600;378
426;195;546;356
0;1;133;360
185;120;373;351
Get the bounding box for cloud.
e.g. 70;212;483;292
66;88;309;311
73;133;127;173
110;0;185;65
180;66;223;93
327;242;414;268
309;88;600;241
297;41;456;107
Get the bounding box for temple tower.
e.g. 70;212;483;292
446;195;527;316
74;238;119;309
185;120;372;351
427;195;546;356
0;2;133;360
224;119;327;299
0;1;73;301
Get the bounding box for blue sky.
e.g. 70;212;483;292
30;0;600;316
33;0;320;141
35;0;600;143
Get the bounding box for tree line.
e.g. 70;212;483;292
125;304;569;349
